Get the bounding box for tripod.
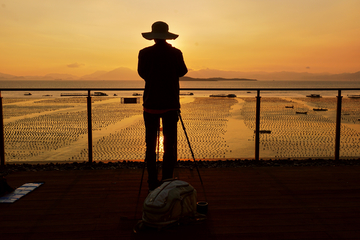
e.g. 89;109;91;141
178;110;207;201
177;111;204;185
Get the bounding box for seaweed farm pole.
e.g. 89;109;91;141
87;90;93;163
0;91;5;166
255;90;261;161
335;90;342;161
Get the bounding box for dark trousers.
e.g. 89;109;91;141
143;110;178;190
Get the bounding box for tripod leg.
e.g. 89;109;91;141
134;159;146;219
178;111;207;201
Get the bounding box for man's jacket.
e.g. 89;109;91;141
138;41;188;110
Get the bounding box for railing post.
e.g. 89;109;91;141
0;91;5;166
335;90;342;160
255;90;261;160
87;91;93;163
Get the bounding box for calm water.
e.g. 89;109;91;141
1;80;360;98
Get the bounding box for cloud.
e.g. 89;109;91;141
67;62;85;68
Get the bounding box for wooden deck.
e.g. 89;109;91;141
1;166;360;239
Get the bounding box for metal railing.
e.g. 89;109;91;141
1;87;359;165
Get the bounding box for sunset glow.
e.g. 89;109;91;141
1;0;359;78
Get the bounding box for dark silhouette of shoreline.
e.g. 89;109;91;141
180;76;257;81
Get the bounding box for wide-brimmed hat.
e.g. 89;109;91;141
142;21;178;40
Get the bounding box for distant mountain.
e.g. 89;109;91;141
317;71;360;81
251;71;360;81
94;67;140;80
43;73;78;80
1;69;360;81
0;72;78;80
79;71;108;80
0;67;141;81
0;72;17;79
187;69;360;81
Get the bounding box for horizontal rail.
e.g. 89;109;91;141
1;87;360;92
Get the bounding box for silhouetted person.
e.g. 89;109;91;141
138;21;188;191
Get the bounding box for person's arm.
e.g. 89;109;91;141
177;51;188;77
137;50;147;80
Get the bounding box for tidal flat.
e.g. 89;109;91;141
2;96;360;163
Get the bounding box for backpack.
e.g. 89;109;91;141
135;179;201;231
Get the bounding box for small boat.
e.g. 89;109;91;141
132;93;142;96
306;94;322;98
348;95;360;99
93;92;108;96
24;92;32;96
113;94;118;96
296;111;308;114
254;130;271;134
285;105;294;108
209;94;237;98
42;94;52;97
180;92;194;96
313;108;328;111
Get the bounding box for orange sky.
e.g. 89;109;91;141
1;0;359;78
